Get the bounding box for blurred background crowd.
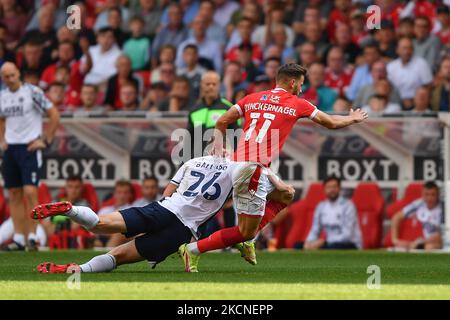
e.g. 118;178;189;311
2;0;450;114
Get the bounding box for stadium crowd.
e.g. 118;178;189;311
1;0;450;114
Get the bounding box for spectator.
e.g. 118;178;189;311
213;0;240;28
350;9;370;47
140;82;169;111
253;74;273;93
150;45;177;85
79;84;104;113
20;4;58;62
391;181;443;250
197;0;226;46
176;15;222;72
346;43;381;101
50;175;90;234
397;17;415;38
332;23;361;65
132;177;162;206
25;0;66;32
226;2;262;51
326;0;352;41
298;42;319;71
83;27;122;85
97;180;133;247
46;81;66;111
362;94;401;116
104;55;141;109
436;6;450;45
374;20;397;59
187;71;237;157
247;57;280;93
53;65;82;108
155;62;176;91
302;62;337;112
221;61;248;102
106;6;127;47
152;3;189;66
267;24;296;64
413;16;441;70
324;46;353;97
159;0;200;27
225;17;263;66
0;0;29;50
304;176;362;250
354;60;402;107
94;0;129;31
293;2;331;38
332;96;352;113
123;16;151;71
177;44;207;101
23;70;40;86
431;57;450;111
40;40;91;93
252;2;295;49
129;0;162;37
411;86;432;114
387;37;433;109
235;42;259;83
118;82;139;111
296;21;329;60
157;76;192;112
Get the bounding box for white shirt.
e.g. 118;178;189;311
159;156;238;237
0;84;53;144
307;196;362;248
403;199;442;239
387;56;433;100
83;44;122;85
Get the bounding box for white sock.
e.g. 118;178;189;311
36;224;47;246
28;232;37;243
13;233;25;246
80;253;116;273
186;242;200;255
66;206;99;230
0;218;14;244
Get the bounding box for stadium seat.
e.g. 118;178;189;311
383;216;424;247
284;183;326;248
386;182;423;218
351;182;384;249
57;183;100;212
38;183;52;204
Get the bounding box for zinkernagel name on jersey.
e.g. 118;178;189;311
243;102;298;116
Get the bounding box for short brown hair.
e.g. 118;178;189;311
276;63;307;84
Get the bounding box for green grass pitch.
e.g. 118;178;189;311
1;250;450;299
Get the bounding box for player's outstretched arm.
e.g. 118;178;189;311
212;107;241;155
312;108;368;129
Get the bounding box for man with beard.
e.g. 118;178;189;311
304;176;362;250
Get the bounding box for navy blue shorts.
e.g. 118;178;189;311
119;202;193;263
1;144;42;188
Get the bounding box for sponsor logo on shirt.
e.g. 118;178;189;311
269;95;280;104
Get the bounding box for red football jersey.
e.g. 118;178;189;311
232;87;318;167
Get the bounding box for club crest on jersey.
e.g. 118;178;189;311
260;94;268;101
269;95;280;103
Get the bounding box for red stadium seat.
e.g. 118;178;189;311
38;183;52;204
386;182;423;218
284;183;326;248
383;216;424;247
352;182;384;249
57;183;100;212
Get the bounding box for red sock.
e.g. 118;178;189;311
258;200;287;231
197;226;246;253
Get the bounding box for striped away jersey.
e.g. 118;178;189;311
0;83;53;144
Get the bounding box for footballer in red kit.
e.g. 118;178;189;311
179;63;368;272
